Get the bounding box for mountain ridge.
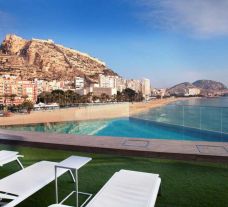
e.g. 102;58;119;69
192;80;227;90
168;80;227;96
0;34;118;81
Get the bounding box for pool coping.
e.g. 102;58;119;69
0;129;228;163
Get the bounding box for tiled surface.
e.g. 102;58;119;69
0;129;228;161
122;139;150;148
196;145;228;155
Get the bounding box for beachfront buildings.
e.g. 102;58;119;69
98;74;117;88
0;77;38;105
0;77;71;105
125;78;151;98
74;75;152;97
185;88;201;96
0;73;152;105
75;75;118;96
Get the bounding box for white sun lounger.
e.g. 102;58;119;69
0;150;24;169
0;161;71;207
48;170;161;207
85;169;161;207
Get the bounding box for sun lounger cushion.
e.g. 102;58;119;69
86;169;161;207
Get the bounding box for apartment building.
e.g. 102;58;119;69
0;77;38;105
98;74;118;88
142;78;151;97
0;78;4;105
75;77;85;90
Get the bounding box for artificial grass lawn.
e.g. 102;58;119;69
0;144;228;207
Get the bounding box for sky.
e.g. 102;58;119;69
0;0;228;88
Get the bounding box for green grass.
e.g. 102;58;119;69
0;144;228;207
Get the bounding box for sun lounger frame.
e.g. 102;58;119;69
0;150;24;169
0;161;73;207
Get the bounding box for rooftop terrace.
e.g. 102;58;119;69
0;143;228;207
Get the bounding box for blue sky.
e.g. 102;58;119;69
0;0;228;88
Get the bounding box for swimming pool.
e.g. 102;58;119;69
1;97;228;143
1;117;228;142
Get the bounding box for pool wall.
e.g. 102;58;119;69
129;117;228;142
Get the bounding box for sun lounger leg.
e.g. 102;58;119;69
69;170;76;183
75;169;78;207
16;158;24;169
55;166;59;203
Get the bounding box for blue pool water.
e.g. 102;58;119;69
1;97;228;142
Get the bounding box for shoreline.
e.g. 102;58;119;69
0;97;194;126
129;97;195;115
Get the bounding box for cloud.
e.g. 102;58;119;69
135;0;228;37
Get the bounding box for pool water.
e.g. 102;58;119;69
1;97;228;142
1;117;228;142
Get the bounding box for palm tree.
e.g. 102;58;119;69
123;88;137;102
86;92;93;103
92;95;99;103
100;93;110;103
10;94;17;105
51;90;65;105
21;95;28;102
116;91;123;102
38;92;53;104
65;90;75;105
21;100;34;114
3;93;10;107
111;94;117;102
73;93;81;104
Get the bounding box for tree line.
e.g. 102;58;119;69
37;88;144;106
0;88;144;114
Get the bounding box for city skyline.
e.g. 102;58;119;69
0;0;228;87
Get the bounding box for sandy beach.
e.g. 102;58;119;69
129;97;190;115
0;97;190;126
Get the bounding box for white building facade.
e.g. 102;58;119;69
75;77;85;90
142;78;151;97
98;74;118;88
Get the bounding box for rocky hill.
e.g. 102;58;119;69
193;80;227;91
0;34;117;81
167;82;198;96
168;80;227;96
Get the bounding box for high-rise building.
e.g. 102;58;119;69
142;78;151;97
116;77;126;92
98;74;117;88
